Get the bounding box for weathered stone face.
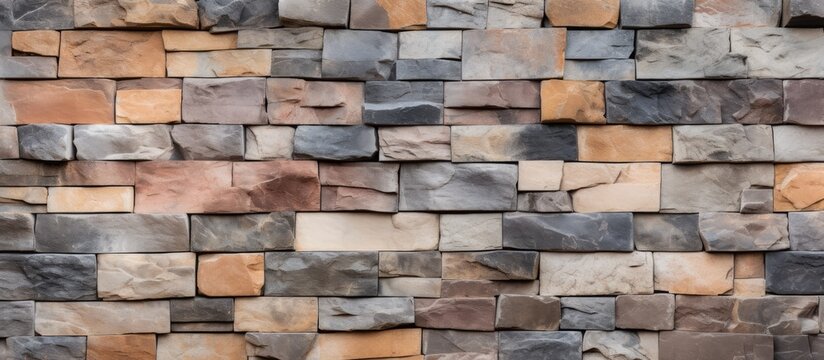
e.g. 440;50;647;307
233;297;318;332
440;213;503;252
694;0;781;27
583;331;659;360
197;253;264;297
379;126;452;161
166;49;271;77
278;0;348;27
499;331;582;360
540;80;605;123
540;252;654;296
198;0;279;31
675;295;819;334
451;125;577;162
503;212;633;251
782;0;824;26
562;162;661;212
265;252;378;296
98;253;196;300
789;212;824;250
578;125;673;162
566;30;634;59
732;28;824;78
59;31;165;78
0;301;34;337
294;125;377;161
36;301;170;335
441;279;539;298
416;298;497;331
560;297;615;330
379;251;441;278
182;78;267;124
0;187;46;213
245;126;294;160
5;0;75;30
162;30;237;51
616;294;675;330
316;329;422;359
267;79;363;125
86;335;156;360
364;81;443;125
170;297;233;323
319;297;414;331
245;333;318;360
673;125;773;163
400;162;518;211
546;0;619;28
6;336;86;360
157;333;246;360
567;59;635;80
442;251;538;280
191;212;294;252
238;27;322;49
171;124;244;160
16;124;73;161
653;252;734;295
462;29;566;80
495;295;560;330
660;163;773;213
35;214;189;253
380;277;441;298
74;0;199;28
775;163;824;211
636;28;746;79
774;126;824;162
321;30;397;80
766;252;824;294
350;0;426;29
116;79;182;124
0;79;116;125
11;30;59;56
487;0;543;28
74;125;173;160
621;0;694;28
698;213;789;252
295;212;438;251
423;329;498;357
427;0;488;28
0;254;96;301
633;214;702;251
517;191;573;213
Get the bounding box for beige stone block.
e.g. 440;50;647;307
561;162;661;212
295;212;439;251
197;253;264;297
775;163;824;211
654;252;734;295
47;186;134;213
166;50;271;77
234;297;318;332
116;89;182;124
36;301;170;335
379;277;441;298
11;30;60;56
734;279;766;298
378;126;451;161
97;253;196;300
157;333;245;360
87;335;156;360
518;160;563;191
541;80;605;123
161;30;237;51
540;252;654;296
440;213;503;252
578;125;673;162
316;329;422;360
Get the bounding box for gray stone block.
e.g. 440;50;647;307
270;49;322;78
495;295;560;331
499;331;582;360
566;30;634;60
399;162;518;211
399;30;462;59
264;252;379;296
633;214;702;251
191;212;295;252
171;124;244;160
0;301;34;337
6;336;85;360
237;27;324;49
427;0;488;29
699;213;789;252
462;29;565;80
198;0;279;32
451;124;577;162
379;251;442;278
503;212;633;251
182;78;267;124
364;81;443;125
487;0;543;28
395;59;462;80
517;192;573;212
35;214;189;253
16;124;72;161
319;297;414;331
423;329;498;356
620;0;694;28
0;213;34;251
278;0;349;27
293;125;378;161
766;251;824;294
783;0;824;26
560;297;615;330
673;124;774;163
321;30;397;81
0;254;96;301
732;28;824;78
0;31;57;78
636;28;746;79
245;333;318;360
170;297;234;323
564;60;636;81
616;294;675;330
74;125;174;160
790;212;824;251
8;0;74;30
660;164;773;213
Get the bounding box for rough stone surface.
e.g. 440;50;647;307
0;126;18;158
378;126;451;161
267;79;362;125
698;213;789;252
783;0;824;26
321;30;397;80
166;49;272;77
5;0;75;30
0;254;96;300
278;0;348;27
0;79;116;125
621;0;694;28
578;125;672;162
380;277;441;298
74;0;199;28
564;59;636;81
774;125;824;162
441;280;539;298
540;252;654;296
197;253;264;297
653;252;734;295
540;80;605;123
462;29;566;80
6;336;86;360
0;187;45;213
16;124;72;161
191;212;294;252
499;331;582;360
775;164;824;211
11;30;59;56
86;335;156;360
673;124;773;163
423;329;498;357
503;212;633;251
661;163;773;213
295;212;438;251
238;27;323;49
427;0;488;28
400;162;518;211
182;78;266;124
162;30;237;51
694;0;781;27
270;49;322;78
170;297;233;323
245;333;318;360
566;30;634;59
732;28;824;78
740;188;774;214
487;0;544;28
560;297;615;330
451;125;577;162
766;252;824;294
294;125;377;161
633;214;702;251
35;214;189;253
562;162;661;212
380;251;441;278
517;192;573;212
583;330;659;360
660;331;772;360
496;295;560;330
518;160;562;191
36;301;170;335
115;79;182;124
245;126;294;160
616;294;675;330
674;295;819;334
546;0;619;28
265;252;378;296
350;0;426;30
784;80;824;125
439;213;502;252
171;124;244;160
400;30;462;59
97;253;195;300
364;81;443;125
319;297;414;331
442;251;538;280
315;329;422;359
197;0;279;31
157;333;246;360
234;297;317;332
59;31;165;78
415;298;496;331
74;125;173;160
636;28;746;79
789;213;824;251
0;301;34;337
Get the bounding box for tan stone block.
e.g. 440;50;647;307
47;186;134;213
161;30;237;51
36;301;170;335
295;212;439;251
116;89;182;124
735;253;765;279
654;252;734;295
59;31;166;78
316;329;422;360
157;333;245;360
378;126;452;161
350;0;427;30
87;335;156;360
775;163;824;211
197;253;264;296
0;187;47;207
234;297;318;332
578;125;673;162
540;252;654;296
11;30;60;56
98;253;196;300
734;279;766;297
541;80;605;123
0;79;115;125
518;160;563;191
74;0;199;28
167;50;271;77
379;277;441;298
267;78;364;125
561;162;661;212
546;0;619;28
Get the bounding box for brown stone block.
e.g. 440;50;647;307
415;298;496;331
578;125;673;162
74;0;199;28
234;297;318;332
775;163;824;211
197;253;264;297
546;0;619;28
351;0;427;29
116;79;182;124
735;253;765;279
87;334;156;360
162;30;237;51
317;329;422;360
157;333;245;360
0;160;135;186
267;78;364;125
541;80;605;123
232;160;321;212
59;31;166;78
659;331;773;360
166;50;271;77
0;80;115;125
12;30;60;56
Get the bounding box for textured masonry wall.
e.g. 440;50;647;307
1;0;824;359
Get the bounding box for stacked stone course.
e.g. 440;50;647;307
2;0;824;359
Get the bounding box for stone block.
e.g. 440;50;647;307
499;331;582;360
319;297;414;331
74;124;173;160
583;331;659;360
766;252;824;294
546;0;619;28
364;81;443;125
732;28;824;78
442;251;538;280
653;252;734;295
170;297;233;323
616;294;675;330
0;126;18;158
16;124;72;161
234;297;317;332
245;126;294;160
637;28;746;79
673;124;773;163
36;301;170;335
380;277;441;298
97;253;195;300
182;78;266;124
423;329;498;357
379;251;441;278
161;30;237;50
0;79;115;125
321;30;397;80
560;297;615;330
463;29;566;80
451;124;577;162
699;213;789;252
267;79;362;125
396;59;461;82
790;212;824;251
295;212;438;251
496;295;560;330
11;30;59;56
270;49;322;78
378;126;451;161
399;30;462;59
517;191;573;213
444;108;540;125
775;125;824;162
566;30;634;59
775;163;824;211
693;0;781;27
633;214;702;251
439;213;502;252
167;49;271;77
518;160;562;191
6;0;74;30
427;0;488;28
734;278;766;297
315;329;422;360
0;30;57;79
488;0;544;28
578;125;672;162
197;253;264;297
445;80;540;109
6;336;85;360
74;0;198;28
191;212;294;252
675;295;819;334
415;298;496;331
441;279;539;298
350;0;426;29
400;162;518;211
278;0;349;27
238;27;323;49
0;160;135;187
0;301;34;337
661;163;773;212
540;80;605;123
564;59;636;81
0;254;96;301
0;187;45;213
198;0;279;31
561;162;661;212
783;0;824;26
35;214;189;253
540;252;654;296
116;78;182;124
59;31;165;78
265;252;378;296
503;212;633;251
294;125;377;161
620;0;694;28
740;188;774;214
157;333;245;360
46;186;133;213
245;333;318;360
87;335;156;360
171;124;243;160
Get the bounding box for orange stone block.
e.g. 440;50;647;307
775;163;824;211
317;329;422;360
59;31;166;78
47;186;134;213
350;0;427;30
735;253;765;279
11;30;60;56
546;0;619;28
0;80;115;125
541;80;605;124
197;253;264;296
87;334;156;360
116;79;182;124
578;125;673;162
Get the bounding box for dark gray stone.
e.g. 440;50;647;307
270;49;322;78
633;213;702;251
423;330;498;356
197;0;279;32
440;279;539;298
673;124;774;163
364;81;444;125
616;294;675;330
399;162;518;211
774;335;813;360
606;80;784;125
8;0;73;30
0;213;34;251
35;214;189;253
766;252;824;295
191;212;295;252
620;0;694;28
278;0;349;27
516;192;573;213
293;125;377;161
170;297;233;323
0;301;34;337
566;30;634;60
636;28;746;79
499;331;582;360
379;251;442;278
245;333;318;360
564;60;636;81
442;251;538;280
321;30;397;81
740;188;773;214
427;0;488;29
560;297;616;330
783;0;824;27
659;331;773;360
319;297;414;331
790;212;824;251
0;254;96;301
395;59;462;81
171;125;243;160
264;252;379;296
6;336;85;360
495;295;561;331
503;212;633;251
16;124;73;161
450;124;578;162
699;213;789;252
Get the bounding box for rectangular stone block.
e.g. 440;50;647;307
504;212;633;251
380;251;441;278
620;0;694;28
427;0;488;28
540;252;654;296
423;330;498;357
775;163;824;211
517;191;573;213
166;49;271;77
444;81;541;109
562;162;661;212
673;124;773;163
295;212;437;251
364;81;443;125
265;252;378;296
566;30;634;59
0;301;34;337
379;277;442;298
237;27;323;49
47;186;134;213
191;212;294;252
74;0;198;28
400;162;518;211
616;294;675;330
675;295;819;334
732;28;824;78
396;58;462;80
790;212;824;251
292;126;374;161
59;31;165;78
499;331;582;360
157;333;245;360
0;254;96;301
162;30;237;51
271;49;322;78
116;78;182;124
661;163;773;213
35;214;189;253
36;301;170;335
170;297;233;323
451;125;577;162
182;78;266;124
636;28;745;79
319;297;415;331
87;335;156;360
399;30;462;59
267;78;363;125
661;332;773;360
0;30;57;79
442;251;538;280
633;214;702;251
583;331;658;359
564;59;636;81
171;124;244;160
245;126;294;160
234;297;318;332
12;30;59;56
785;80;824;125
0;213;34;251
487;0;543;28
540;80;605;124
350;0;426;29
378;126;451;161
693;0;781;27
98;253;196;300
518;160;562;191
774;125;824;162
245;333;318;360
699;213;789;252
560;297;615;330
0;160;135;186
496;295;560;331
5;336;86;360
654;252;734;295
0;79;115;125
197;253;264;296
0;126;18;158
440;213;503;252
578;125;672;162
321;30;397;81
766;251;824;294
444;108;540;125
316;329;422;360
73;124;173;160
547;0;619;28
0;187;46;213
416;298;496;331
462;29;566;80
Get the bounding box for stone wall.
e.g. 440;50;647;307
1;0;824;359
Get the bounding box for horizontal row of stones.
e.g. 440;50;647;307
2;0;822;32
0;160;821;212
5;330;815;360
2;78;822;126
7;27;824;80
